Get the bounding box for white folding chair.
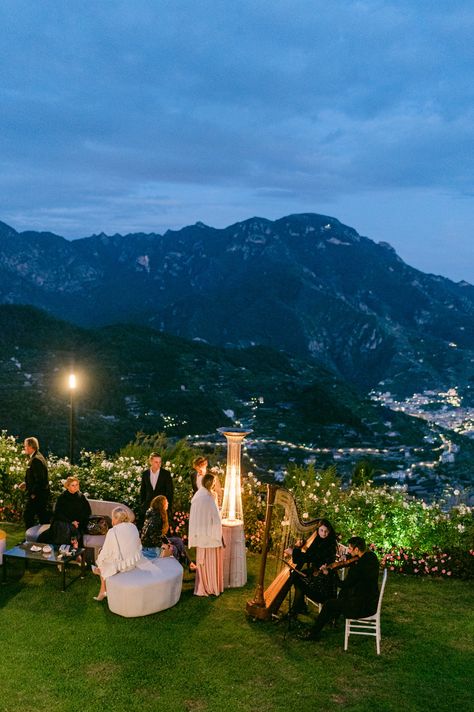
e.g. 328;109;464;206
305;594;322;614
344;568;388;655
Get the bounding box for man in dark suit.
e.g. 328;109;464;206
300;536;380;641
139;452;174;528
20;437;51;528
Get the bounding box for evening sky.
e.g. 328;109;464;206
1;0;473;281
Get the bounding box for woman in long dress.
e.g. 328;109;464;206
92;506;156;601
188;473;223;596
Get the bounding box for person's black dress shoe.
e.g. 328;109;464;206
289;603;308;617
298;630;321;641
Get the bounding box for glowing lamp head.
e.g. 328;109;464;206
218;427;252;524
68;374;77;390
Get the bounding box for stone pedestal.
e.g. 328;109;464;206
222;520;247;588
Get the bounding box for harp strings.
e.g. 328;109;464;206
268;501;301;581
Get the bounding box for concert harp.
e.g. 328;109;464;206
246;484;320;620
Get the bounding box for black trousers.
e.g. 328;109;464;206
24;495;51;528
311;595;377;635
310;598;344;634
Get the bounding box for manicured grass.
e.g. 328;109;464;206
1;521;473;712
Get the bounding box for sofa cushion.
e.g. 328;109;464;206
26;524;51;542
88;499;135;521
26;500;135;562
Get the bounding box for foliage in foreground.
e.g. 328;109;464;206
1;430;472;578
0;522;473;712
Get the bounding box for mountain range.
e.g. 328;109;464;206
1;213;473;400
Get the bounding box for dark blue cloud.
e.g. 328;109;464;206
0;1;473;280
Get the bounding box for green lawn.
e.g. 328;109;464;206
1;521;473;712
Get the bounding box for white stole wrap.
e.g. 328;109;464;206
97;521;153;579
188;487;222;549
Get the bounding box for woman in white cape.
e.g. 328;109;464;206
92;505;156;601
188;473;224;596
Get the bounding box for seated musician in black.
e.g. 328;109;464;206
286;519;338;615
300;536;380;641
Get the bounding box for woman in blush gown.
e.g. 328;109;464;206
188;473;224;596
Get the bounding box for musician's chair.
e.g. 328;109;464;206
344;568;388;655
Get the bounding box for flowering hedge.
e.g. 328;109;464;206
0;432;25;520
0;430;222;523
0;431;472;578
376;546;474;579
244;463;474;579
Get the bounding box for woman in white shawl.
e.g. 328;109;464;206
188;473;224;596
92;506;157;601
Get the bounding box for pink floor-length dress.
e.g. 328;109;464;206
194;545;224;596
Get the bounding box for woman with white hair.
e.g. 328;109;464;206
92;506;157;601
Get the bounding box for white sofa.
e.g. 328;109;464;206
25;499;135;563
106;556;183;617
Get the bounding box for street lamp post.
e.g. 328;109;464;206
68;373;77;464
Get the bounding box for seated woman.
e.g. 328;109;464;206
38;476;91;548
188;473;224;597
286;518;339;614
92;506;157;601
141;495;196;570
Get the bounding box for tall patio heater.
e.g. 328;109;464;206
218;427;252;588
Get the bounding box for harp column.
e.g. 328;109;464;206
218;427;252;588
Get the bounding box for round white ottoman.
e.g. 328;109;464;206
106;557;183;617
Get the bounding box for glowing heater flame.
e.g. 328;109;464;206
218;428;252;524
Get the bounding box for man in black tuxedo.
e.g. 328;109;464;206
300;536;380;641
19;437;51;528
139;453;174;528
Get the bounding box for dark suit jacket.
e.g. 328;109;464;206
140;467;174;513
339;549;380;618
25;451;50;499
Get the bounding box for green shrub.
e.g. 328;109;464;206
0;431;472;578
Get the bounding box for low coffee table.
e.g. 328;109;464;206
2;542;86;592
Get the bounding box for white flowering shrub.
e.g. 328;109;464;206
241;462;474;578
0;431;219;522
0;431;25;520
1;431;472;577
241;471;266;552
